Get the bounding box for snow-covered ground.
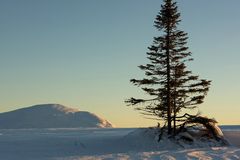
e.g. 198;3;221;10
0;127;239;160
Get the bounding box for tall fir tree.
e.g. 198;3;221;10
126;0;211;135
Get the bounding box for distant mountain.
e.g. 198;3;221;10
0;104;113;129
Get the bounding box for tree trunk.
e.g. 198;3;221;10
166;2;172;134
173;101;176;135
166;28;172;135
173;69;177;135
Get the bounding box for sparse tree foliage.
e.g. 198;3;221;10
126;0;211;135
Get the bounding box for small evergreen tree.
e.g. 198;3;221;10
126;0;211;135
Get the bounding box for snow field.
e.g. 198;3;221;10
0;128;239;160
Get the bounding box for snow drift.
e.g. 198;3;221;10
123;127;227;151
0;104;113;129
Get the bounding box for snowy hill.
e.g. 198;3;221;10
0;104;113;129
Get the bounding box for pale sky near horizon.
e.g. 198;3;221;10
0;0;240;127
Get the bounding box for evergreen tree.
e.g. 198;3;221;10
126;0;211;135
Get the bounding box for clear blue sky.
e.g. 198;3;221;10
0;0;239;127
